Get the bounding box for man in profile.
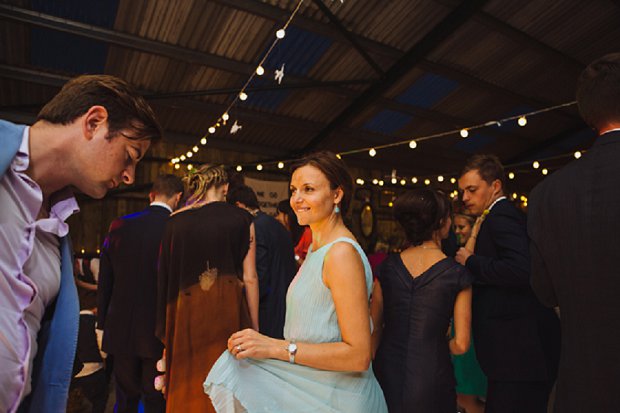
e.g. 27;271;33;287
528;53;620;412
227;185;296;339
0;74;161;413
456;154;560;413
98;174;183;413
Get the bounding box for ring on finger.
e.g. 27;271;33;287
235;345;242;352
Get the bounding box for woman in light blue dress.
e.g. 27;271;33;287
204;151;387;413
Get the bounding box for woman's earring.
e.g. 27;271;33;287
334;204;340;214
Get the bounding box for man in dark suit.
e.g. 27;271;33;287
227;185;296;339
98;174;183;413
456;154;560;413
528;53;620;412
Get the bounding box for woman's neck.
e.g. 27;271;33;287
310;213;345;249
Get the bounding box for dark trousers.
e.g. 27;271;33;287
485;380;552;413
113;354;165;413
70;369;109;413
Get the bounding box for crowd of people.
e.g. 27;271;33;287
1;53;619;413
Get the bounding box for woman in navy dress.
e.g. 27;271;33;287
372;189;473;413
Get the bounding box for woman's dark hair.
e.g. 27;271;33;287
289;151;353;215
393;188;452;246
277;199;304;246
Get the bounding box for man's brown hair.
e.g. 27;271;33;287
461;153;507;192
37;74;162;142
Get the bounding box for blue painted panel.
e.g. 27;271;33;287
363;110;413;135
30;0;119;74
395;73;459;108
453;133;496;153
262;25;333;76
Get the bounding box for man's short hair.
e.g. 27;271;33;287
461;153;507;190
37;74;162;142
577;53;620;133
151;174;183;198
227;185;260;210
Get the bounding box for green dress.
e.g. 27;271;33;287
204;237;387;412
452;325;487;396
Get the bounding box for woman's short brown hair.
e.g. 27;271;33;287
289;151;353;215
393;188;451;246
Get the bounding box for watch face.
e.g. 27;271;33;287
289;343;298;354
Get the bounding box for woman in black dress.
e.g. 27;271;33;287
372;188;473;413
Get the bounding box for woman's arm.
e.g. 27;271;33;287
370;279;384;359
449;286;472;355
242;223;260;331
229;241;372;372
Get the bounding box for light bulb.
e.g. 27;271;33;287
222;113;230;121
256;164;263;171
239;92;248;101
460;129;469;138
518;116;527;127
171;158;178;164
409;140;417;149
276;29;286;39
512;193;517;199
437;175;444;182
391;178;397;184
450;177;456;184
508;172;515;180
424;179;430;185
186;151;193;158
200;137;207;145
180;155;186;161
533;161;540;169
412;177;418;184
369;148;376;157
400;179;406;186
278;162;284;169
574;151;582;159
256;66;265;76
236;165;242;172
388;201;393;208
372;179;378;185
174;164;180;170
542;168;548;175
192;146;199;152
378;180;384;186
336;154;342;159
208;126;216;134
187;164;193;170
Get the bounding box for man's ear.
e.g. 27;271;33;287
148;192;156;203
82;106;109;140
492;179;503;196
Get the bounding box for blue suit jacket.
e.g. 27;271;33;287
0;120;79;413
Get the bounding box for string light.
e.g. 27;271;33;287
192;146;199;152
222;113;230;121
186;151;193;158
174;164;180;170
236;165;242;172
532;161;540;169
542;168;548;175
356;178;365;185
391;177;397;184
412;177;418;184
379;180;384;186
400;179;406;186
372;178;378;185
208;126;216;134
187;164;193;170
460;129;469;138
437;175;444;182
450;177;456;184
278;162;284;169
336;154;342;159
518;116;527;126
256;66;265;76
508;172;515;179
171;158;178;164
512;193;518;199
388;201;393;208
276;29;286;39
239;92;248;101
200;137;207;145
409;140;417;149
180;155;186;161
81;248;85;254
369;148;377;157
574;151;582;159
256;164;263;171
424;179;430;186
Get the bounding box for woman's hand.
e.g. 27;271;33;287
228;328;283;360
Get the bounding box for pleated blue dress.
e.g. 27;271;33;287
204;237;388;413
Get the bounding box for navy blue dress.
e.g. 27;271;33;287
373;254;473;413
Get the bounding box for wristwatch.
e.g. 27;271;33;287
287;340;297;364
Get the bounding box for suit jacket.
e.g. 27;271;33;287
1;120;79;413
98;205;170;357
253;211;296;339
528;131;620;412
466;198;560;382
